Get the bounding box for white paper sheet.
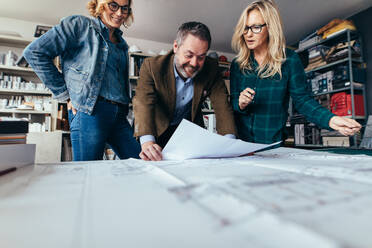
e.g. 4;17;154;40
162;119;280;160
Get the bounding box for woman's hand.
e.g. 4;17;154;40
238;88;255;110
329;116;362;136
67;99;77;115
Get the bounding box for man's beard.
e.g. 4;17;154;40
174;55;201;79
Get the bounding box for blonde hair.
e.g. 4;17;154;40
87;0;134;27
231;0;286;78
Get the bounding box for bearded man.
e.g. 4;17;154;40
133;22;237;161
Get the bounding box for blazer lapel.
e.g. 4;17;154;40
192;74;205;121
163;54;176;118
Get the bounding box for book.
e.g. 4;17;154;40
15;56;29;67
0;133;27;145
0;117;28;134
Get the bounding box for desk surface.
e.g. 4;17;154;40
1;148;372;248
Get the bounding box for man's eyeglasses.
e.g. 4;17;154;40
108;2;132;14
243;24;266;34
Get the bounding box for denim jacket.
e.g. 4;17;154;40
23;15;130;114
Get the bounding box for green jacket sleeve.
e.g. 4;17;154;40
287;50;335;129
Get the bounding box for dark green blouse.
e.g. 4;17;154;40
230;48;335;144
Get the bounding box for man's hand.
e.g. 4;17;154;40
329;116;362;136
67;100;77;115
239;87;255;110
140;141;163;161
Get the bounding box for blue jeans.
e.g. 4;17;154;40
68;99;140;161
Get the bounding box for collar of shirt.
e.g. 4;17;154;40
98;17;126;49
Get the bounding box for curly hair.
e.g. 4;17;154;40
86;0;134;27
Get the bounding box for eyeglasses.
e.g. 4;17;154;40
107;2;132;14
243;24;266;34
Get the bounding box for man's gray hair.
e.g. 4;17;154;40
175;22;211;49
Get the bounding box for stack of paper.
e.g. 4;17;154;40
162;119;280;160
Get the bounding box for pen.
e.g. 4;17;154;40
0;167;17;177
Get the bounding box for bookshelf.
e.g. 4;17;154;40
0;35;62;132
128;52;151;99
291;29;367;147
0;34;71;161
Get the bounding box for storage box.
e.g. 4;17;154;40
322;136;350;147
330;92;365;117
333;65;366;84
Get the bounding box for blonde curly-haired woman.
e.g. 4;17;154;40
24;0;140;160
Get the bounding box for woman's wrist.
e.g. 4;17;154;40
238;102;245;111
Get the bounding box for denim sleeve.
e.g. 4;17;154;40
23;15;84;101
287;50;335;129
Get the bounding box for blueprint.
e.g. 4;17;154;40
0;148;372;248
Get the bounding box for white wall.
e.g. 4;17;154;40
0;17;40;41
0;17;236;61
125;36;236;61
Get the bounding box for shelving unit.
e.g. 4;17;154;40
311;82;364;97
0;35;59;132
201;61;232;133
128;52;150;99
292;29;367;147
305;57;363;73
0;64;34;74
201;61;231;116
0;34;32;47
0;34;71;161
0;88;51;95
0;109;52;114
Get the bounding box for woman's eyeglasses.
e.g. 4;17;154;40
108;2;132;14
243;24;266;34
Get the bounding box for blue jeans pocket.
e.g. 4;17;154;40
68;109;80;130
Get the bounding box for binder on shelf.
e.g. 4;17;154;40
0;117;34;172
0;133;27;145
294;124;305;145
0;117;28;134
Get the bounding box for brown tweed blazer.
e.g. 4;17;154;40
133;51;236;139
